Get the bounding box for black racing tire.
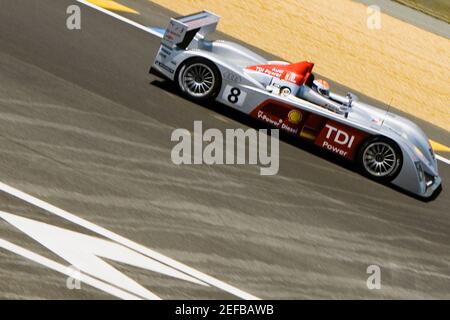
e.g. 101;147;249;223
175;57;222;102
356;136;403;183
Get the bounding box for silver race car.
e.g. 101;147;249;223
149;11;441;198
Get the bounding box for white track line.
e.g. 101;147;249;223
76;0;162;37
436;155;450;166
0;181;260;300
0;238;141;300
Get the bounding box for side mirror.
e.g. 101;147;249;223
347;92;359;104
346;92;359;108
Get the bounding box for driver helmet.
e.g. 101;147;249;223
312;79;330;97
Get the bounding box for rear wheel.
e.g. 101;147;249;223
357;136;402;183
176;58;221;102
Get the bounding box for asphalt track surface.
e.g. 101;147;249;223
0;0;449;299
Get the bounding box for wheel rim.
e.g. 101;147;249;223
181;63;215;97
363;142;397;177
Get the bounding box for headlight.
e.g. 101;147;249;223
415;162;424;182
424;172;435;187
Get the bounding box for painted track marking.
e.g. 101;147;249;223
84;0;139;14
77;0;161;37
430;140;450;153
0;181;260;300
0;238;142;300
436;155;450;166
0;211;210;300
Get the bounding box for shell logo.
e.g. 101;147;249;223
288;110;302;124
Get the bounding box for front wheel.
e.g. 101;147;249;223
357;136;403;183
176;58;222;102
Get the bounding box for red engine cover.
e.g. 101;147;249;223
246;60;315;86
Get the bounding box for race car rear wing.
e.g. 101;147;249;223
161;11;220;49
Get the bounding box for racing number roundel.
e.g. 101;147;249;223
222;85;247;107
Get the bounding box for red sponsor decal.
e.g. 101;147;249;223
251;100;302;136
251;100;370;160
246;61;315;86
315;121;369;159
